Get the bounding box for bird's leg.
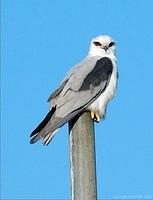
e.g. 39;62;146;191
94;112;101;122
90;111;95;120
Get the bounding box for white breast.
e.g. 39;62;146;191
87;57;117;119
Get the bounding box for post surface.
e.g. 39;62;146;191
69;112;97;200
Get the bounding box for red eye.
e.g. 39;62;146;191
93;41;101;46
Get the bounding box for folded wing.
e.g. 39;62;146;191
30;56;113;144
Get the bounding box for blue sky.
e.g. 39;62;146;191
1;0;153;199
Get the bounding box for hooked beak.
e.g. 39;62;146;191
103;46;108;51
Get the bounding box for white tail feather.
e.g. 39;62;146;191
43;129;59;145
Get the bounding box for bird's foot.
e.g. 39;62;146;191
95;112;100;122
90;111;95;120
90;111;101;122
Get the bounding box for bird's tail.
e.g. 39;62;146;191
30;107;57;145
43;129;59;145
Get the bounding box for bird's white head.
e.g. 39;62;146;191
88;35;116;57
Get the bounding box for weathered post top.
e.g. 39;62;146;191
69;112;97;200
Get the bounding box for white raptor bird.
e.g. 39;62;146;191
30;35;118;145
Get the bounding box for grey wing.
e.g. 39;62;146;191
48;56;99;107
49;57;113;129
47;79;68;103
30;56;113;143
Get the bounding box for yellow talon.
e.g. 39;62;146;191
91;111;95;119
95;112;101;122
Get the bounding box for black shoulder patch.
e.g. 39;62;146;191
79;57;113;91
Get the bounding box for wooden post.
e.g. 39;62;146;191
69;112;97;200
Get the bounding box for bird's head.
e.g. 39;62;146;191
88;35;116;57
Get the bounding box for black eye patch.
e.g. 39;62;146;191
109;42;115;47
93;41;101;46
